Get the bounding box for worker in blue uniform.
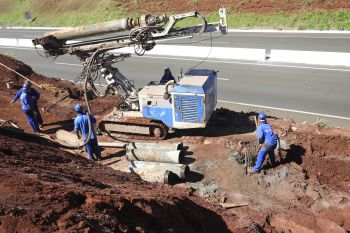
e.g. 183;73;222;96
73;104;102;161
19;82;41;133
160;66;175;84
249;112;277;173
12;81;43;127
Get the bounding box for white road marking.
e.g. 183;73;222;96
228;29;350;34
139;55;350;72
0;46;41;50
218;100;350;120
1;44;347;72
2;45;350;72
55;62;230;80
226;34;350;39
55;62;82;67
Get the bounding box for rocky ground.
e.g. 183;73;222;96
0;54;349;232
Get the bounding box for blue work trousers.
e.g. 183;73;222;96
23;110;40;133
253;143;277;172
33;103;43;125
85;138;101;161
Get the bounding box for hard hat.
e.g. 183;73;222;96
258;112;267;121
23;81;31;89
74;104;83;113
164;66;170;71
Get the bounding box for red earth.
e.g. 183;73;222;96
1;54;350;232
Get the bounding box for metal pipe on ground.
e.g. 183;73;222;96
129;168;177;184
127;142;183;151
126;149;183;164
129;161;189;179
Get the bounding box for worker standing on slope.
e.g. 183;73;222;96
160;66;176;84
12;81;44;128
17;82;41;133
249;113;277;174
73;104;102;161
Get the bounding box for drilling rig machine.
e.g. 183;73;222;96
33;8;227;140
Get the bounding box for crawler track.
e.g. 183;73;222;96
98;117;168;140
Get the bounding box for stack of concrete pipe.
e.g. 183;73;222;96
126;142;189;184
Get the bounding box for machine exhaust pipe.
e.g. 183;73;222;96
126;149;184;164
129;161;189;179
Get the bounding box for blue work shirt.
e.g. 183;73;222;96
13;87;40;103
160;74;175;83
20;92;35;111
74;113;97;141
257;122;277;146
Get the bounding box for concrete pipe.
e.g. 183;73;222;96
56;129;81;147
98;142;127;148
127;142;183;151
126;149;183;164
130;161;189;179
129;168;176;184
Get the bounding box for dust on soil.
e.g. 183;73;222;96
117;0;350;14
1;54;350;232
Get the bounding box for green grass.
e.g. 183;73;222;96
216;9;350;30
0;1;350;30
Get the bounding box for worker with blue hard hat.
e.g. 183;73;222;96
12;81;44;128
160;66;175;84
15;81;41;132
249;112;277;174
73;104;102;161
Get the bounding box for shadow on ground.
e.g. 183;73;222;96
172;108;257;138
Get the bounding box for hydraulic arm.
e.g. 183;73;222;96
33;8;227;57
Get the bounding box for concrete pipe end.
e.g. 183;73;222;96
179;165;190;179
176;142;184;150
178;150;185;164
164;170;178;185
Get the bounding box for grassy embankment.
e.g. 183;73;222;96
0;0;350;30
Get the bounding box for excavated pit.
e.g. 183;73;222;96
1;54;350;232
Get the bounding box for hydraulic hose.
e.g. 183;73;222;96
76;49;101;148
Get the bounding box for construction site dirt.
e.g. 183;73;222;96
1;54;350;232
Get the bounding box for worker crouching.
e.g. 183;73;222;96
74;104;102;161
249;113;277;174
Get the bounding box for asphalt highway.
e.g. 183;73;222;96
1;44;349;128
1;28;350;52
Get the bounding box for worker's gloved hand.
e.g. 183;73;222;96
10;100;14;104
258;144;263;149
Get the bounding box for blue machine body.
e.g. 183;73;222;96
138;69;217;129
